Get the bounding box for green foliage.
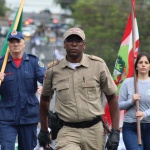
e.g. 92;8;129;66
0;0;6;16
55;0;76;10
71;0;130;72
70;0;150;73
136;2;150;53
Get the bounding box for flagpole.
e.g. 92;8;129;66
0;0;25;85
131;0;142;145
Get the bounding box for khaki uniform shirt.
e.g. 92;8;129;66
42;53;117;122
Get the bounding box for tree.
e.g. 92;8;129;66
71;0;150;73
136;1;150;53
0;0;6;16
55;0;76;10
72;0;130;72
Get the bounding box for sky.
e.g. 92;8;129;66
5;0;64;13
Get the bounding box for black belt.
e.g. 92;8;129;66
63;116;102;128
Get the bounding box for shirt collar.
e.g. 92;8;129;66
8;52;28;62
61;53;89;68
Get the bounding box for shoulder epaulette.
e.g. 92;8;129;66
47;60;59;69
0;56;4;60
89;55;104;63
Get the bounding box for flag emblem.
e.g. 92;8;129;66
103;0;139;127
11;30;17;36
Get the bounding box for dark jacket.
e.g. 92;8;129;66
0;53;46;125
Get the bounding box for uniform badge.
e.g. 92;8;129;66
38;61;44;67
11;30;17;35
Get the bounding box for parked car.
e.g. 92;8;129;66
22;26;36;36
22;26;36;41
0;26;9;37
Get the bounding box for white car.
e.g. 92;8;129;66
22;26;36;37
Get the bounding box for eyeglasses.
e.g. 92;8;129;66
65;38;83;44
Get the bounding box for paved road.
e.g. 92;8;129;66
0;37;65;67
25;41;55;66
23;12;51;25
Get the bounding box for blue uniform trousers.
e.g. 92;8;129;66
0;123;37;150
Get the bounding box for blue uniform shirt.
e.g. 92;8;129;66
0;53;46;125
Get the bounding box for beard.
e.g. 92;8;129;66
67;51;82;59
66;49;83;62
70;54;78;59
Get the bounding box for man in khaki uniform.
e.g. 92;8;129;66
38;27;120;150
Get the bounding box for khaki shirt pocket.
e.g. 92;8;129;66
56;83;70;103
82;81;99;100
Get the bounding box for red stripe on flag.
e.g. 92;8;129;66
103;0;139;128
121;14;132;43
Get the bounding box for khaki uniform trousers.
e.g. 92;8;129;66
56;122;105;150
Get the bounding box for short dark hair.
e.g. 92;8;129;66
134;52;150;76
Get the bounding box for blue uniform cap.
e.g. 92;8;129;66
8;30;24;41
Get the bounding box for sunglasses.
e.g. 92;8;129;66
65;38;83;43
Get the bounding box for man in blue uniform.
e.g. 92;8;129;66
0;30;46;150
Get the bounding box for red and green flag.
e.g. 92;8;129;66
103;0;139;126
0;9;23;57
113;0;139;93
